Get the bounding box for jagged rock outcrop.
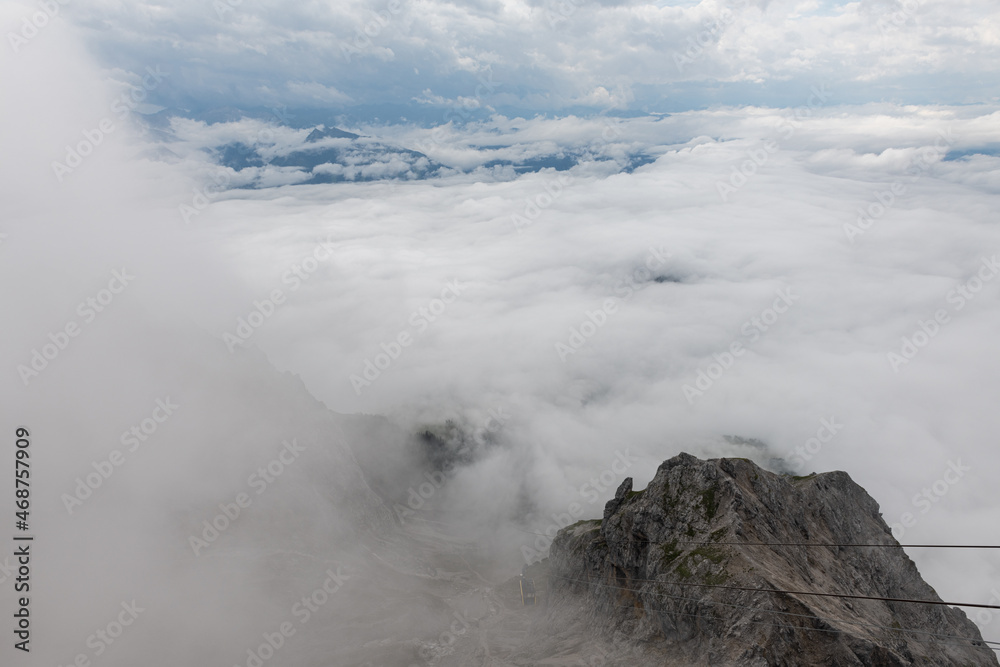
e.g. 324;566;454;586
548;453;998;666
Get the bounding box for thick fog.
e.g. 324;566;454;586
2;1;1000;665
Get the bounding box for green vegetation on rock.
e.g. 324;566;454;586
690;545;725;564
789;473;817;483
565;518;602;531
660;540;682;565
700;487;719;520
709;528;728;542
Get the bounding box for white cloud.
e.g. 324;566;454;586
161;100;1000;628
39;0;1000;112
5;1;1000;659
285;81;354;105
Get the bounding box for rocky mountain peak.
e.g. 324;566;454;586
547;453;998;666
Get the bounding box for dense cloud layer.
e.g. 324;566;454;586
181;99;1000;628
4;1;1000;663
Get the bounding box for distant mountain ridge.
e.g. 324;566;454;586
138;107;656;187
305;126;360;142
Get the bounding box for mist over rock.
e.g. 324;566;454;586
548;453;998;666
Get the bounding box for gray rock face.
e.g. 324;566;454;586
548;453;999;666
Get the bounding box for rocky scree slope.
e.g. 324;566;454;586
547;453;998;666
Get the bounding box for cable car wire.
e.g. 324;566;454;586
549;574;1000;653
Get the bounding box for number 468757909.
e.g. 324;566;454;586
15;427;30;529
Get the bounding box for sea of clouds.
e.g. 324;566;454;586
4;0;1000;662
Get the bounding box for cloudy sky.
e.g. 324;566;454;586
3;0;1000;663
56;0;1000;113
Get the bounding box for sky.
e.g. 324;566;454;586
3;0;1000;664
35;0;1000;115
